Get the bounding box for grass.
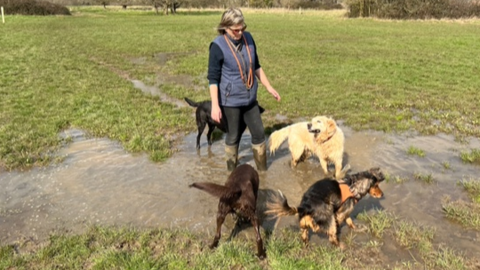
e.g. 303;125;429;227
442;177;480;230
394;220;435;253
1;7;480;170
356;210;473;269
442;161;451;170
406;146;426;157
458;178;480;203
442;198;480;230
385;173;409;184
356;209;394;238
413;172;435;184
0;226;347;270
460;149;480;165
2;6;480;270
0;221;475;270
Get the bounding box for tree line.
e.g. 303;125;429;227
48;0;344;12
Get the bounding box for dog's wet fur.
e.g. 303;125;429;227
265;167;385;249
184;97;265;149
189;164;266;259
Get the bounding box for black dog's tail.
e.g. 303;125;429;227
184;97;200;108
265;190;299;218
189;182;239;199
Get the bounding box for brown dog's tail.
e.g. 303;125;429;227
189;182;230;198
265;190;299;218
268;127;291;155
184;97;200;108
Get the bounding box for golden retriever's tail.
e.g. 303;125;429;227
265;190;299;218
268;127;291;155
189;182;229;198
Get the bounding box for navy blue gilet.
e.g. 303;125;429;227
213;32;258;107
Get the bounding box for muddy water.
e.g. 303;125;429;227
1;126;479;259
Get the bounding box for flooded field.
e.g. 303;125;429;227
1;125;480;264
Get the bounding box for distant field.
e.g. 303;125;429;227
1;7;479;169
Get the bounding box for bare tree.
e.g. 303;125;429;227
94;0;110;8
143;0;181;15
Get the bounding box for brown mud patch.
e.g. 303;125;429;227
1;125;480;265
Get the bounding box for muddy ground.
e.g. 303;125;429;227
1;118;480;265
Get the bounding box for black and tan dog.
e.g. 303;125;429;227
265;167;385;249
184;97;265;149
189;164;266;259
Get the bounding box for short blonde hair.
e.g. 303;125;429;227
216;8;245;35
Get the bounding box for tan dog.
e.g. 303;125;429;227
268;116;346;178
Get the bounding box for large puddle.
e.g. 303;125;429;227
1;125;479;259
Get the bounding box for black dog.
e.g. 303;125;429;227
189;164;266;259
184;97;265;149
265;168;385;249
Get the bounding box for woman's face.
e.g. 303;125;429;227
226;23;246;40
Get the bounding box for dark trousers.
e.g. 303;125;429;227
222;102;265;146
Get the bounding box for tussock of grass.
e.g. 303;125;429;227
460;149;480;165
357;209;394;238
413;172;435;184
442;161;451;170
394;220;435;253
458;178;480;203
424;246;469;270
442;197;480;230
386;174;409;184
358;210;473;269
442;179;480;231
407;146;426;157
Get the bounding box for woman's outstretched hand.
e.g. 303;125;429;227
267;87;281;101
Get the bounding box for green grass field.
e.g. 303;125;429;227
1;7;480;269
1;7;479;170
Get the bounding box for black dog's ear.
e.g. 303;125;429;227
369;167;385;182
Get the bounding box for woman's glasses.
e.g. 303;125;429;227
229;24;247;34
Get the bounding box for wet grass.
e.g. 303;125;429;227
413;172;435;184
460;149;480;165
406;146;426;157
391;175;409;184
356;210;475;269
1;8;480;170
357;209;394;238
442;161;451;170
1;220;477;270
0;226;347;270
442;197;480;230
442;177;480;230
459;178;480;203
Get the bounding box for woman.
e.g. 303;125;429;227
208;8;281;172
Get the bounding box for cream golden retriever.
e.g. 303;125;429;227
268;116;347;178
